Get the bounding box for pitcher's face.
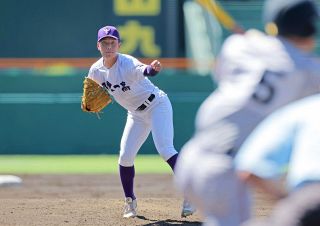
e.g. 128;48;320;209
97;37;120;59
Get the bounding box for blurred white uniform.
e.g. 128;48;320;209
235;94;320;190
175;30;320;226
196;30;320;152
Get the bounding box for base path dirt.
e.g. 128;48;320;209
0;174;275;226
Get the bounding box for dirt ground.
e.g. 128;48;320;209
0;174;275;226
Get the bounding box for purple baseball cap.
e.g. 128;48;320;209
97;26;120;42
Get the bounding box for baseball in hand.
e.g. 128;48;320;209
150;60;162;72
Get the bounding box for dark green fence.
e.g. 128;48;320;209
0;0;184;58
0;71;215;154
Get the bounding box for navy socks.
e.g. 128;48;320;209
119;165;136;200
119;153;178;200
166;153;178;172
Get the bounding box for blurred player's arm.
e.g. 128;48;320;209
235;107;294;200
238;171;287;200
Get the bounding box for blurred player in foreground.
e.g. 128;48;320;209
87;25;192;218
235;94;320;199
175;0;320;225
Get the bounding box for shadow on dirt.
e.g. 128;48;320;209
137;215;202;225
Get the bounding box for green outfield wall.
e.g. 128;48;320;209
0;71;215;154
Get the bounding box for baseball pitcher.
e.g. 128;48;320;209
84;25;194;218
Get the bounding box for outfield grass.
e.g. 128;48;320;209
0;155;173;174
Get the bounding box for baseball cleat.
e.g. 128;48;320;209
181;199;196;218
123;197;137;218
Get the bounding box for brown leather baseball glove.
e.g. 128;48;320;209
81;77;112;113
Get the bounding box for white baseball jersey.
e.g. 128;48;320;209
88;53;165;113
196;29;320;154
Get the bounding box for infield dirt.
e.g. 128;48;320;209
0;174;275;225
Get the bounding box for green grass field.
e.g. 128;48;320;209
0;155;173;174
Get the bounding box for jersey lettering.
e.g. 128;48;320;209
252;70;284;104
120;82;131;91
102;81;131;93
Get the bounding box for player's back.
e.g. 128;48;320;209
196;30;320;152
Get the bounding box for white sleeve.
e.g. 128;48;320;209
131;57;148;81
213;34;247;82
87;66;104;84
87;66;95;79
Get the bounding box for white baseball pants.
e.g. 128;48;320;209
118;96;178;166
